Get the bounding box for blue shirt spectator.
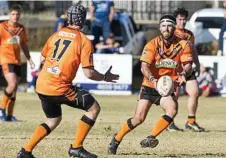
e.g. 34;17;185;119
91;0;114;23
53;14;68;33
90;0;115;47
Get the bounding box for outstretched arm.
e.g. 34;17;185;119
82;66;119;83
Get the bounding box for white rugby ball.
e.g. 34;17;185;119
157;75;174;97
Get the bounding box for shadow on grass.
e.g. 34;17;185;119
120;152;157;156
206;130;226;133
119;152;226;157
162;153;226;157
182;130;226;133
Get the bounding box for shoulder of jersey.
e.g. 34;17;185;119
147;36;159;45
184;28;194;36
80;31;92;44
17;22;25;29
0;21;7;27
176;36;190;47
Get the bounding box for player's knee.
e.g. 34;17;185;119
88;101;101;116
8;82;17;90
166;108;178;118
189;90;199;98
133;115;145;125
46;117;62;130
93;103;101;115
172;109;178;117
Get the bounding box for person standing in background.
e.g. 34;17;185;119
53;10;68;33
90;0;115;47
217;0;226;56
0;4;35;122
166;8;204;132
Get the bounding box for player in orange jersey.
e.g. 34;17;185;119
0;4;35;121
17;4;119;158
166;8;204;132
108;14;193;155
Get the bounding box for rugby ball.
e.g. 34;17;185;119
157;75;174;97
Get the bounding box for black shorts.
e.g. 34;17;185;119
139;86;162;105
2;64;21;77
186;71;196;81
37;88;96;118
139;86;175;105
0;65;2;77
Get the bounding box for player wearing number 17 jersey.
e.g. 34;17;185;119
17;4;119;158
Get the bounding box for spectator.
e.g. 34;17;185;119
197;64;216;97
95;33;123;54
217;0;226;56
90;0;115;47
53;10;68;33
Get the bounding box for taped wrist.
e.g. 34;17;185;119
148;76;156;82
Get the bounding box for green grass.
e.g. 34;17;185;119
0;92;226;158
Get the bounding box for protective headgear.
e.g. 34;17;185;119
67;4;87;28
159;14;176;26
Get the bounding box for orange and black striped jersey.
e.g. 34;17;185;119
36;27;94;97
174;27;195;44
0;21;28;65
140;35;193;88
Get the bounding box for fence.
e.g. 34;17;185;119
11;1;212;21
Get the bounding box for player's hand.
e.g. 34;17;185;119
176;73;186;86
149;76;158;90
29;59;35;70
104;66;120;83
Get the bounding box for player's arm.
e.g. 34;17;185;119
0;25;2;46
83;66;119;82
140;41;157;87
21;28;35;69
181;62;193;77
21;43;31;60
141;62;157;87
190;33;200;75
21;43;35;69
40;54;45;65
81;36;119;83
178;42;194;84
181;42;193;77
192;45;200;75
83;67;104;81
39;37;51;65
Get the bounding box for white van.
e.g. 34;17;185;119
187;8;224;45
0;15;9;23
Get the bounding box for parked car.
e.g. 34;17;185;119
0;15;9;23
187;8;224;45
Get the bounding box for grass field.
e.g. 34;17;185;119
1;92;226;158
